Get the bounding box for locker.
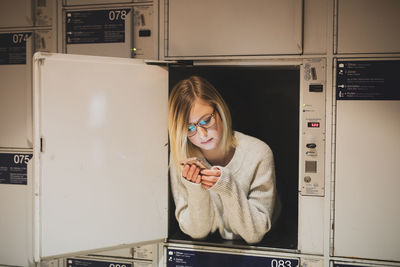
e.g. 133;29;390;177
166;0;303;57
0;32;33;149
334;59;400;261
336;0;400;54
0;0;34;28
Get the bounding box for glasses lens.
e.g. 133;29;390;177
187;124;197;137
200;114;215;128
186;113;216;137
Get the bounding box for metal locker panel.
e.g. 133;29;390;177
133;6;155;59
335;101;400;261
332;262;387;267
134;262;152;267
0;0;34;28
34;30;57;53
298;58;325;254
0;152;34;267
35;0;54;27
65;8;133;58
32;53;168;260
64;0;134;5
298;195;324;254
299;59;326;196
0;32;33;149
301;258;323;267
303;0;327;55
337;0;400;54
64;0;150;5
90;247;133;258
167;0;303;57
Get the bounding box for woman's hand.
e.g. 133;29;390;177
200;167;221;189
182;164;201;184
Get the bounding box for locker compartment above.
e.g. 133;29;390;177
336;0;400;54
0;0;34;28
166;0;303;57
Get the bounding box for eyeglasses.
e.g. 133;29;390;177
187;111;216;137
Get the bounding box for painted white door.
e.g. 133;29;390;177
33;53;168;260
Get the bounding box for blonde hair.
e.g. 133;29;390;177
168;76;236;169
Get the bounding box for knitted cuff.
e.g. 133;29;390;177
180;175;205;191
209;166;233;193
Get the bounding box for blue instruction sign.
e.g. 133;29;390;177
0;153;32;185
66;9;130;44
336;60;400;100
167;248;299;267
0;33;32;65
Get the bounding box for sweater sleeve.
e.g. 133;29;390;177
169;161;215;239
210;149;276;244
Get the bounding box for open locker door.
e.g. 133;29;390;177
32;53;169;261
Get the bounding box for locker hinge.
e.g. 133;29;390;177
33;52;51;65
37;57;45;65
40;137;44;153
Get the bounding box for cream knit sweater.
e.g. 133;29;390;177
170;131;279;244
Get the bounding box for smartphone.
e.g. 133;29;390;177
179;157;208;169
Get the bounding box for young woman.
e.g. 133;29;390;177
168;76;279;244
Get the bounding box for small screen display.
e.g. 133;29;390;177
308;122;320;128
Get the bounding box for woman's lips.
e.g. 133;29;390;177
201;138;213;144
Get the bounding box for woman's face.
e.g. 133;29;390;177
187;99;223;151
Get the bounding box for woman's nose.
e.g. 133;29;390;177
197;127;207;139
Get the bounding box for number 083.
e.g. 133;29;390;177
271;259;294;267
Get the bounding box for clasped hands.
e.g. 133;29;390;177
182;164;221;189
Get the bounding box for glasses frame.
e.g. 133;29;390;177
187;109;216;137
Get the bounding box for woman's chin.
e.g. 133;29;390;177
199;139;219;151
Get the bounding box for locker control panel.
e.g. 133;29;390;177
300;59;326;196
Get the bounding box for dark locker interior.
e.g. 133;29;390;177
168;65;300;250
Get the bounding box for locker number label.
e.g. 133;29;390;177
13;154;31;164
12;33;30;44
0;32;32;65
271;259;294;267
108;10;128;21
0;153;32;185
66;9;130;44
